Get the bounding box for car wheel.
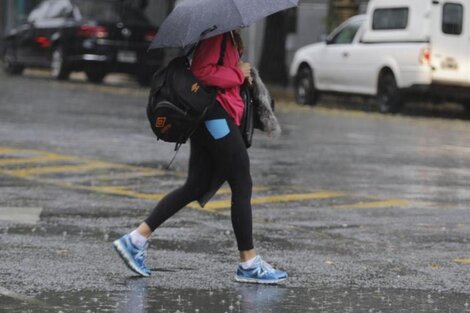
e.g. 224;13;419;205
294;66;318;106
51;46;70;80
377;73;404;113
85;70;107;83
461;103;470;116
3;46;24;75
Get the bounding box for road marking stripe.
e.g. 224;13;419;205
76;185;165;200
331;199;410;209
61;170;166;183
0;147;24;154
0;147;412;213
2;162;122;177
195;192;347;211
454;258;470;265
0;155;75;166
0;207;43;224
216;186;269;195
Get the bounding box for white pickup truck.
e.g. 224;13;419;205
290;0;470;113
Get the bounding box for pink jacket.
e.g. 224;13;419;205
191;34;245;126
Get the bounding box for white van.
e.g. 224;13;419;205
290;0;470;113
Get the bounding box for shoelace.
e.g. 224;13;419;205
259;258;275;273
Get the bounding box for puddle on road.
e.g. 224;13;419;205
2;283;470;313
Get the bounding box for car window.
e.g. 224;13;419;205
372;8;409;30
442;3;463;35
27;1;52;23
46;0;73;19
75;0;151;24
330;20;362;44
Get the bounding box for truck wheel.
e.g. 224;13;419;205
51;46;70;80
377;73;403;113
3;46;24;75
85;69;107;83
295;66;318;106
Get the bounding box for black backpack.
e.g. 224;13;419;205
147;36;227;145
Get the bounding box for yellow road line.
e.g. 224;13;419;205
0;146;412;214
0;147;26;154
195;191;347;211
67;170;165;183
77;185;165;200
216;186;269;196
454;258;470;265
2;162;122;177
331;199;410;209
0;155;76;165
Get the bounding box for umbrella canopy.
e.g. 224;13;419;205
150;0;298;49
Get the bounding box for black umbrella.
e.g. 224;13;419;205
150;0;298;49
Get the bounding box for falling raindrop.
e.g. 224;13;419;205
229;305;234;310
62;231;67;237
104;233;109;241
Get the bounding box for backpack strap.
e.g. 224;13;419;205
217;33;227;66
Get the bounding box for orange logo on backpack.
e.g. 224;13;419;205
156;117;166;128
191;83;200;93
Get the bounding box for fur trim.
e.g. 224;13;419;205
251;68;282;138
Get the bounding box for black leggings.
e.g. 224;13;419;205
145;103;254;251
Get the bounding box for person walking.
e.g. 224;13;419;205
113;30;287;284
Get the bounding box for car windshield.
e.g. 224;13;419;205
74;0;151;24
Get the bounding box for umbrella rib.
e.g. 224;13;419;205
232;1;247;28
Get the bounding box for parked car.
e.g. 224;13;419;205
2;0;164;85
290;0;470;113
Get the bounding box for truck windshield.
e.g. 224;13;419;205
75;0;151;24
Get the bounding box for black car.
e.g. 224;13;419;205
2;0;163;85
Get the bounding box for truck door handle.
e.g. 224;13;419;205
342;52;349;58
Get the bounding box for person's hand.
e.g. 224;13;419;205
237;61;251;78
238;61;253;86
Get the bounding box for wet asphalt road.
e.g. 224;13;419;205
1;69;470;312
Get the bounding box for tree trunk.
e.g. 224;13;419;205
259;11;288;86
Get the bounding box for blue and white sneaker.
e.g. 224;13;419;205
235;256;288;284
113;234;151;277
